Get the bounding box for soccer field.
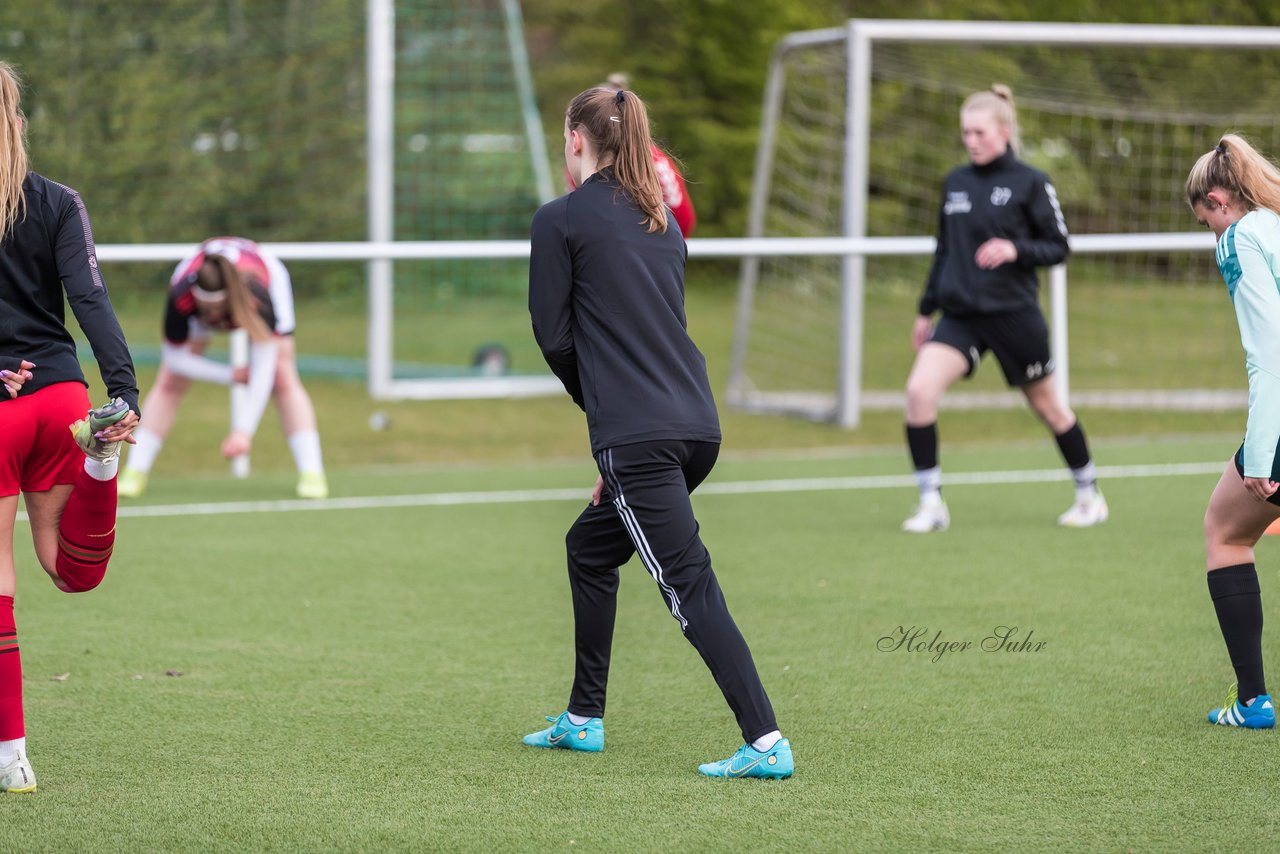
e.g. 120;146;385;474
8;435;1279;850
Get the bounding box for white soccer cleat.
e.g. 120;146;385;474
902;499;949;533
1057;492;1109;528
0;750;36;794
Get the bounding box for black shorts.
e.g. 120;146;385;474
930;307;1053;387
1234;443;1280;507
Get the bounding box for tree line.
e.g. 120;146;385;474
1;0;1278;281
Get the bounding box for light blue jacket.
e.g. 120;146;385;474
1217;208;1280;477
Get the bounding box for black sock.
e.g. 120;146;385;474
906;423;938;471
1208;563;1267;703
1053;421;1092;474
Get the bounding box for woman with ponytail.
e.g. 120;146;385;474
523;87;792;779
903;84;1105;533
118;236;327;500
1185;133;1280;729
0;61;140;793
560;73;697;237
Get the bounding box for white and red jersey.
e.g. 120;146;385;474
161;236;295;437
649;145;696;238
164;236;296;343
563;145;697;238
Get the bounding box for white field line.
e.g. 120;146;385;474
15;461;1226;523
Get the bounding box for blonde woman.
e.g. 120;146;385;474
1185;134;1280;729
118;236;327;499
523;87;791;778
903;84;1104;533
0;62;140;793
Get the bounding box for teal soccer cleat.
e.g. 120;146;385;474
1207;684;1275;729
521;712;604;752
698;738;793;779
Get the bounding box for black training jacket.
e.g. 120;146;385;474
918;148;1070;317
529;166;720;453
0;172;138;414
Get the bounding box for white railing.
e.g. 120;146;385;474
95;231;1218;405
95;231;1214;263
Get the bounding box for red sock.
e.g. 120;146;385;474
56;466;117;593
0;596;22;741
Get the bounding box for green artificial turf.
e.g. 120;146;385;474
12;254;1264;849
6;438;1279;850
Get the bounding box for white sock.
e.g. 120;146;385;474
751;730;782;752
0;737;25;765
1072;462;1098;502
919;490;943;508
84;456;118;481
287;430;324;475
914;466;942;502
566;712;592;725
124;427;163;474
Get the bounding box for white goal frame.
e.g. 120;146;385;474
731;20;1280;427
364;0;556;401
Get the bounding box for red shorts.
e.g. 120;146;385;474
0;381;90;497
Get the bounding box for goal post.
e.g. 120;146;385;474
364;0;556;402
731;20;1280;428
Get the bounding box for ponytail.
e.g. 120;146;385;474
961;84;1020;155
566;86;668;233
0;62;28;243
612;90;666;233
1186;133;1280;215
197;255;273;342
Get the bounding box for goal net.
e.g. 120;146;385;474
1;0;554;399
729;21;1280;426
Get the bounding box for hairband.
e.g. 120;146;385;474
1215;143;1227;155
614;89;625;107
191;284;228;302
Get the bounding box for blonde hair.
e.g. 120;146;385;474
197;254;274;342
1185;133;1280;215
566;86;667;234
961;84;1020;155
0;62;28;243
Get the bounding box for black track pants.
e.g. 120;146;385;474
564;439;778;743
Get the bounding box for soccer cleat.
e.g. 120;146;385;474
0;750;36;794
902;499;949;533
117;467;148;498
1057;492;1109;528
69;398;130;463
521;712;604;752
698;738;793;780
1207;684;1275;729
296;471;329;500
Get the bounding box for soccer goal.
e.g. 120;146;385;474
9;0;558;404
729;20;1280;427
